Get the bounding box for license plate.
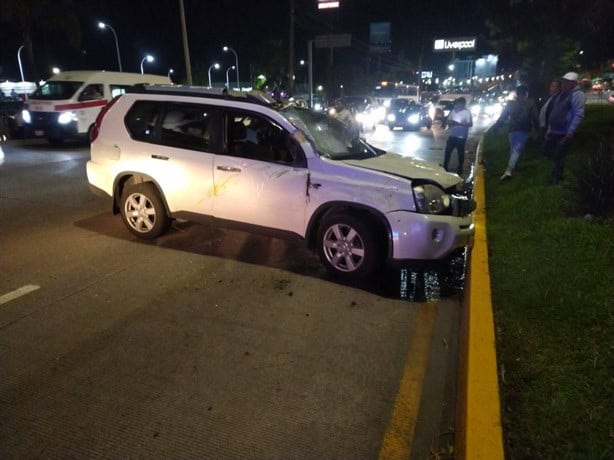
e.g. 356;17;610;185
34;130;44;136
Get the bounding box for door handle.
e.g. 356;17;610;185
151;154;169;160
216;165;241;172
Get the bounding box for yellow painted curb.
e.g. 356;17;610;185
455;140;505;459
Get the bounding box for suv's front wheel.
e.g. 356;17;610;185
317;214;379;279
120;182;171;239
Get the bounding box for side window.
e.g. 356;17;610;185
159;103;222;152
79;84;104;101
125;101;160;142
226;111;305;166
110;85;132;98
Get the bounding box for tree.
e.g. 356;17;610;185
0;0;81;80
476;0;614;93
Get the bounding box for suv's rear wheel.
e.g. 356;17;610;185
120;182;171;239
317;213;379;279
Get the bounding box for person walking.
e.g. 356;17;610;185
539;79;561;139
442;97;473;176
494;85;539;180
544;72;585;184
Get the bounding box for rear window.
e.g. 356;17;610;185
125;100;160;142
110;85;133;98
31;81;83;100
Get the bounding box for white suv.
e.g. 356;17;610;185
87;86;474;279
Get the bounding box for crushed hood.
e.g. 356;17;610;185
342;152;462;189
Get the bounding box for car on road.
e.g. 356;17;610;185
386;99;432;131
87;85;474;279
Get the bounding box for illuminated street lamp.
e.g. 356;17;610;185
225;65;235;89
168;68;174;79
97;21;122;72
223;46;240;90
52;67;61;75
140;54;154;74
208;62;220;87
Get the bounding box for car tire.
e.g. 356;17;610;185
317;213;379;279
120;182;171;239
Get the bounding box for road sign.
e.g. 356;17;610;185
315;34;351;49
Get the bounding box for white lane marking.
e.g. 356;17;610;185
0;285;40;305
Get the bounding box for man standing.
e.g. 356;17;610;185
495;85;539;180
539;79;561;139
443;97;473;176
332;99;354;127
545;72;586;184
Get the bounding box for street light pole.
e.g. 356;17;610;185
98;22;122;72
225;65;235;89
140;55;154;74
17;45;25;81
208;63;220;88
223;46;240;90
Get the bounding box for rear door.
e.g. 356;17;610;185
124;100;220;216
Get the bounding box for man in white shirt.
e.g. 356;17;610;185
443;97;473;176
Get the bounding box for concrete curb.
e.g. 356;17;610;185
455;137;505;459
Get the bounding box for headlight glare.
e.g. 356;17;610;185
58;111;77;124
413;184;451;214
408;113;420;124
22;110;31;124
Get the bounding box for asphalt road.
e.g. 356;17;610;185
0;118;488;459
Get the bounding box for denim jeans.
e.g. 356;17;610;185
507;131;529;171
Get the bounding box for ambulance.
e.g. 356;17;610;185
23;70;171;143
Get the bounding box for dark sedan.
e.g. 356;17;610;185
386;99;432;131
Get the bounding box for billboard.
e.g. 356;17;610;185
433;37;476;52
370;22;391;53
318;0;340;9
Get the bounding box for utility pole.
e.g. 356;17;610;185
288;0;295;95
179;0;193;84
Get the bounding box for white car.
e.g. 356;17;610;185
87;85;475;279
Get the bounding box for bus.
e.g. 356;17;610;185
372;81;420;106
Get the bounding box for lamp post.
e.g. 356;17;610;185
223;46;240;90
208;63;220;88
97;21;122;72
140;55;154;74
225;65;235;89
17;45;25;81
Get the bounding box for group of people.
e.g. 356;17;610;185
442;71;585;185
494;71;585;184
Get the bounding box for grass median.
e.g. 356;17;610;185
482;105;613;459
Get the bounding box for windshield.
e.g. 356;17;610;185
281;106;383;160
31;81;83;100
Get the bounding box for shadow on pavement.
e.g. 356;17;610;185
75;212;468;302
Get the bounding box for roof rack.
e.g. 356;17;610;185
127;84;275;107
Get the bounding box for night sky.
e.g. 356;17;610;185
1;0;486;85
